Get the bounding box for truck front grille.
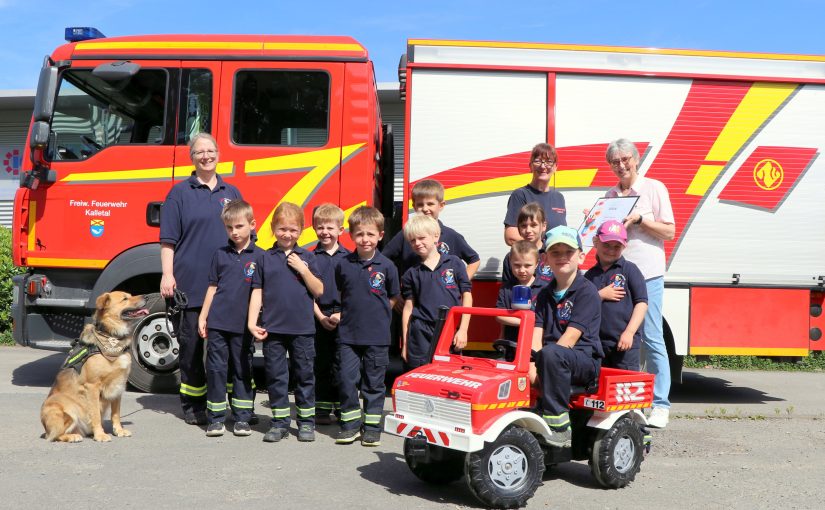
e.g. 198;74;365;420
394;390;472;427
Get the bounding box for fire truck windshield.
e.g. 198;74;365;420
47;68;168;161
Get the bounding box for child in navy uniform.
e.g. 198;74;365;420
198;200;262;437
501;202;553;285
584;220;648;370
496;240;548;341
334;206;400;447
311;203;350;424
401;215;472;369
531;226;604;447
383;179;480;280
248;202;323;443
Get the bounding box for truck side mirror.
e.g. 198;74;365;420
33;65;58;121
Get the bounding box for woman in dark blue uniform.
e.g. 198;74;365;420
159;133;242;425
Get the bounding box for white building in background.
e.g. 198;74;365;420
0;84;405;228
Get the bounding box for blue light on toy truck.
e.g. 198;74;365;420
65;27;106;42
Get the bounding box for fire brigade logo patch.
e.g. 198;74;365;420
369;271;385;291
518;377;527;392
244;261;256;280
437;241;450;254
556;300;573;322
221;198;232;207
611;274;626;289
90;219;104;237
441;268;456;288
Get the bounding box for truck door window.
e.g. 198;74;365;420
232;70;329;146
48;68;168;161
178;69;213;144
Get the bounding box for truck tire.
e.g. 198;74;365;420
589;416;645;488
128;295;180;393
464;426;544;509
403;438;465;485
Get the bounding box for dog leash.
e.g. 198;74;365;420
165;289;188;338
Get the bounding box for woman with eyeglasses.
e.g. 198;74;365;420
159;132;242;426
603;138;675;429
503;142;567;246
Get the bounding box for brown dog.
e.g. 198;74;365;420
41;291;149;442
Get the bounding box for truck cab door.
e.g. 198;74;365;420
215;61;345;249
24;59;178;268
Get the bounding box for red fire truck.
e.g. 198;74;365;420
12;28;393;392
11;30;825;392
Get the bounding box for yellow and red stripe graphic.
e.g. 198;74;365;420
644;81;799;260
60;162;234;183
252;144;364;248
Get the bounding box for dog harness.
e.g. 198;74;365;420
61;330;132;372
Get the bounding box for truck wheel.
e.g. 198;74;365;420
465;426;544;509
589;416;645;488
128;297;180;393
403;438;465;485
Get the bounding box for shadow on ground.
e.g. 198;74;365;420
671;371;783;404
357;450;480;507
11;352;64;388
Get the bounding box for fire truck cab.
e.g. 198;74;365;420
12;28;392;392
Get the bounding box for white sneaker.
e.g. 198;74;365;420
647;407;670;429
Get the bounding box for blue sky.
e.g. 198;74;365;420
0;0;823;90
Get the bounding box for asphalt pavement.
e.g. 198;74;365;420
1;346;823;509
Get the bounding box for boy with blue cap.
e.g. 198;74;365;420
531;225;604;447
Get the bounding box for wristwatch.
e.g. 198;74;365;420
635;215;643;225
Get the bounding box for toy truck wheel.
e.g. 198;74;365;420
403;438;465;485
128;297;180;393
589;416;645;488
464;426;544;509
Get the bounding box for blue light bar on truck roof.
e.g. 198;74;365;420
65;27;106;43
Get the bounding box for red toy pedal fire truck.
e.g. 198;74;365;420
385;306;654;508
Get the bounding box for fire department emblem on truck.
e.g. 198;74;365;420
90;219;104;237
753;159;783;191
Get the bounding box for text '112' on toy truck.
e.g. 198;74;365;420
385;306;655;509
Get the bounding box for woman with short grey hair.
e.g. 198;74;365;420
604;138;675;428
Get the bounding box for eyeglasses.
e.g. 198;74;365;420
531;159;555;167
608;156;634;167
192;149;217;158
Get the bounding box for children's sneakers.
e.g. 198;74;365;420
233;421;252;437
335;428;361;444
297;424;316;442
205;422;225;437
263;427;289;443
647;407;670;429
361;430;381;447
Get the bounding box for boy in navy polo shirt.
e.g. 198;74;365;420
334;206;400;447
383;179;480;280
197;200;261;437
401;215;472;369
311;203;350;424
532;226;604;447
501;202;553;285
248;202;323;443
496;240;548;341
584;220;648;370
